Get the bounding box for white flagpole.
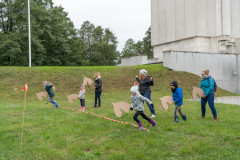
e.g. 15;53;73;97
28;0;31;67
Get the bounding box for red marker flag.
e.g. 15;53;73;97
23;84;28;91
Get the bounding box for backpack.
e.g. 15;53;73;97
208;76;217;92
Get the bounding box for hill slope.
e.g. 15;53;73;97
0;64;240;160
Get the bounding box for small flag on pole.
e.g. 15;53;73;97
23;83;28;91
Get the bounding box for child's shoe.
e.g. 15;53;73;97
149;119;156;127
138;121;144;131
174;116;179;123
182;115;187;121
83;106;85;111
54;102;59;108
150;114;156;118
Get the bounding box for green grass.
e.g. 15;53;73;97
0;64;240;160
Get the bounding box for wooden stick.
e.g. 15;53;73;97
20;90;27;152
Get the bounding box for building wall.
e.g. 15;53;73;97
117;55;161;66
163;51;240;93
151;0;240;58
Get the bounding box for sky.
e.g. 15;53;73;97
51;0;151;51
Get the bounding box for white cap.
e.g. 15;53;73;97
130;85;139;93
140;69;147;75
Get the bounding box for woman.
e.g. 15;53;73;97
93;72;102;108
200;70;217;121
136;69;156;118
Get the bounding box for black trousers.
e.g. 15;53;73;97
133;111;151;123
94;91;102;107
80;99;85;107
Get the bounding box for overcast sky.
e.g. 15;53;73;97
51;0;151;51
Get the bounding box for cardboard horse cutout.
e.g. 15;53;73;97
112;102;131;117
159;96;173;110
67;94;78;104
36;91;48;101
83;76;93;86
192;86;204;99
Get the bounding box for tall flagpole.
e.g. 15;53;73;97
28;0;31;67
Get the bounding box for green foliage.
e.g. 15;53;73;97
121;26;153;58
78;21;119;66
0;0;119;66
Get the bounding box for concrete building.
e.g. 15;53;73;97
151;0;240;59
117;55;161;66
163;50;240;93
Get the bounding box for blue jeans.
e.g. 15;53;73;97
201;93;217;118
95;91;102;107
142;93;155;115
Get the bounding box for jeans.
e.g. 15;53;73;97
133;111;151;123
201;93;217;118
94;91;102;107
80;99;85;107
141;93;155;115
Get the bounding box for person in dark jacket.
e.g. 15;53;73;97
170;81;186;123
136;69;156;118
43;81;59;108
200;70;217;121
93;72;102;108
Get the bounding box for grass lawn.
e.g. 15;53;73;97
0;64;240;160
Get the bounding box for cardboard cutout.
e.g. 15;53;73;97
192;86;204;99
67;94;78;104
160;96;173;110
112;102;131;117
83;76;93;86
36;91;48;101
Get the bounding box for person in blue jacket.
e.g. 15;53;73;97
170;81;187;123
200;70;217;121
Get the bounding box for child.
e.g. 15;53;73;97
43;81;59;108
170;81;187;123
78;84;86;111
130;85;156;130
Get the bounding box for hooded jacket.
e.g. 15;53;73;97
130;85;152;111
171;81;183;106
200;76;214;97
95;76;102;93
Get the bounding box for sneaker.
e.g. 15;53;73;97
150;114;156;118
214;117;218;121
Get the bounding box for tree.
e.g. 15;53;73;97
121;38;138;58
0;0;83;66
142;26;153;58
0;1;119;66
78;21;119;66
120;26;153;58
